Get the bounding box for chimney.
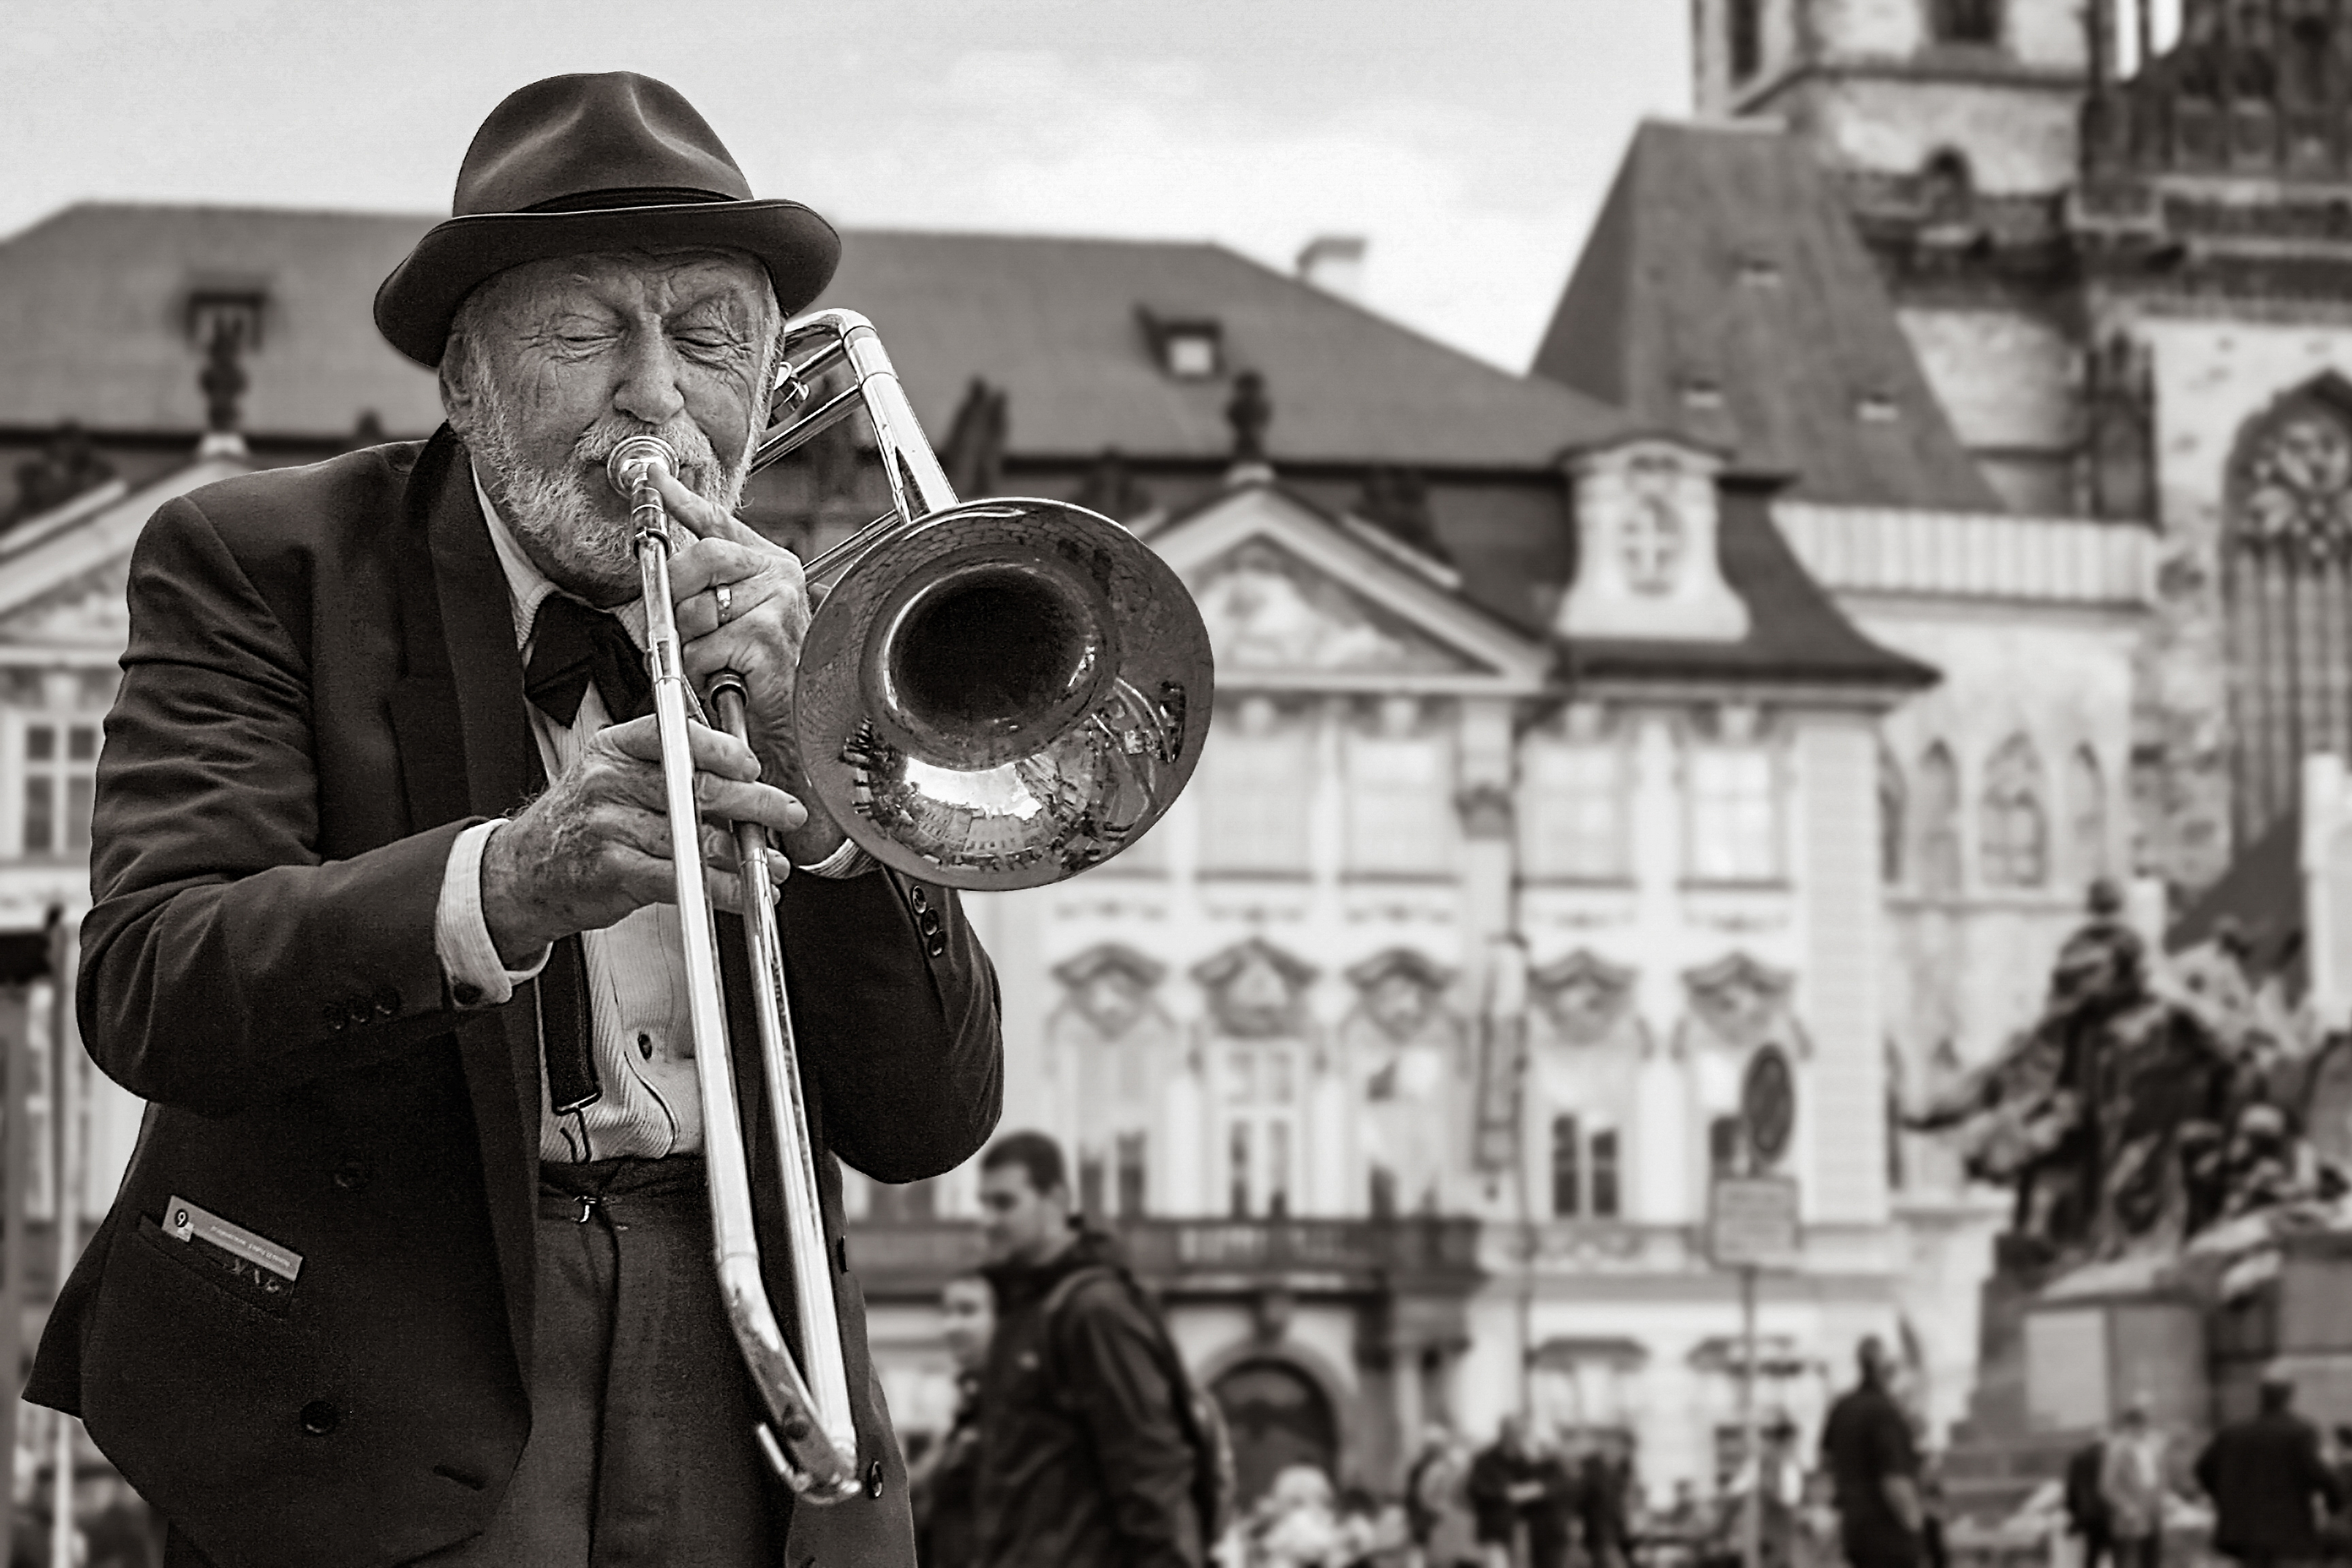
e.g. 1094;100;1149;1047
1295;235;1367;301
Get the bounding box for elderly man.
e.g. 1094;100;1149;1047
26;74;1001;1568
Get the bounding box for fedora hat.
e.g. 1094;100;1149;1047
374;72;839;368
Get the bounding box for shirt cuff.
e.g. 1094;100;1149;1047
436;819;551;1007
794;838;877;879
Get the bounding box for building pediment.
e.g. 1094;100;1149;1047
1145;482;1550;695
0;558;133;649
0;453;253;653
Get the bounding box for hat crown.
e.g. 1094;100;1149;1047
454;72;754;218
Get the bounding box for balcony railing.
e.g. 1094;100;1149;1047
846;1213;1484;1298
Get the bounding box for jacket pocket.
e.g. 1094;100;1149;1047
80;1211;342;1567
131;1213;297;1318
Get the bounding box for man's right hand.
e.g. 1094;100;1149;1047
478;714;808;966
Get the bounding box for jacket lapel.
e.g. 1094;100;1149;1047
393;426;542;1379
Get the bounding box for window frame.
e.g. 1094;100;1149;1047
1682;721;1786;887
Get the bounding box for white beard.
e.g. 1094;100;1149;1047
451;355;758;604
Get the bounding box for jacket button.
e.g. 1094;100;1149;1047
299;1400;341;1435
323;1002;348;1034
925;936;947;959
453;981;484;1007
866;1458;885;1499
917;909;942;936
373;986;402;1019
909;887;928;913
332;1159;370;1192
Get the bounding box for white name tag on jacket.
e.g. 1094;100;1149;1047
164;1196;303;1282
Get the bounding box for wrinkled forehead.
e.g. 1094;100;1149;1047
476;246;777;322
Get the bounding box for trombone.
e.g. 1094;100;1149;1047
606;309;1211;1500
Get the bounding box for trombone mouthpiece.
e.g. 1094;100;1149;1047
606;435;679;495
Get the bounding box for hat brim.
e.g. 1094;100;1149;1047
374;199;841;368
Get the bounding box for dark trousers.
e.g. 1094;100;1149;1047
167;1156;777;1568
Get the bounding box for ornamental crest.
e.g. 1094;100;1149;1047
1344;947;1456;1044
1529;949;1640;1047
2238;408;2352;561
1193;936;1317;1039
1051;943;1167;1042
1680;951;1799;1055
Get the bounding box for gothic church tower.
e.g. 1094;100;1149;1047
1688;0;2352;900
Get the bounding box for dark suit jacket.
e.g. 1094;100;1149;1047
27;429;1002;1568
2195;1410;2345;1559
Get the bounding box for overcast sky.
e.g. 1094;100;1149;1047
3;0;1689;371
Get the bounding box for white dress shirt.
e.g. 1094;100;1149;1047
432;469;866;1163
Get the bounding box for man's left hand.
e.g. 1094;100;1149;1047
651;469;847;866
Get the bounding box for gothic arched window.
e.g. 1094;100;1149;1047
1915;743;1962;898
1980;734;2048;888
2225;377;2352;847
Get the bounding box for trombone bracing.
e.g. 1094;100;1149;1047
604;309;1212;1499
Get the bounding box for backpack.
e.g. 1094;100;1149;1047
1043;1260;1238;1546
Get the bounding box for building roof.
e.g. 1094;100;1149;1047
1529;120;2004;513
0;203;1626;470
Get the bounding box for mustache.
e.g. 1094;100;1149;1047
570;413;734;499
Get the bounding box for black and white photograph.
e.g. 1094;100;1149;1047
7;2;2352;1566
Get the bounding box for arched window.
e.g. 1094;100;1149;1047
1980;734;2049;888
1880;746;1907;886
1915;744;1962;897
2224;377;2352;848
2068;745;2109;891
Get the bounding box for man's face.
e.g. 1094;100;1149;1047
940;1277;994;1373
442;248;776;604
977;1162;1068;1267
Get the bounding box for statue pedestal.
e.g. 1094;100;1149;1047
1944;1241;2206;1526
2205;1228;2352;1426
1944;1228;2352;1527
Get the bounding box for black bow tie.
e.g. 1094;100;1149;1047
525;595;652;726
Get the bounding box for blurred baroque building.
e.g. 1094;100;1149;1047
7;0;2345;1499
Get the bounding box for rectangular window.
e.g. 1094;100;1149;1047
1079;1154;1105;1219
1729;0;1762;80
1345;723;1452;877
1229;1122;1251;1219
1266;1122;1291;1218
22;721;98;858
1200;705;1314;875
1591;1129;1622;1219
1115;1131;1147;1217
1551;1113;1582;1218
1688;745;1778;882
1710;1115;1744;1178
1521;740;1625;881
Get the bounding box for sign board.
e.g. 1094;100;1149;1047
1709;1175;1800;1270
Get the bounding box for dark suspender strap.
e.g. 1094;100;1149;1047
539;936;602;1116
521;738;601;1116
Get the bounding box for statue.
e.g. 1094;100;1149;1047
199;321;249;435
1910;881;2237;1264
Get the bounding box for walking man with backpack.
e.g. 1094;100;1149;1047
972;1130;1215;1567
